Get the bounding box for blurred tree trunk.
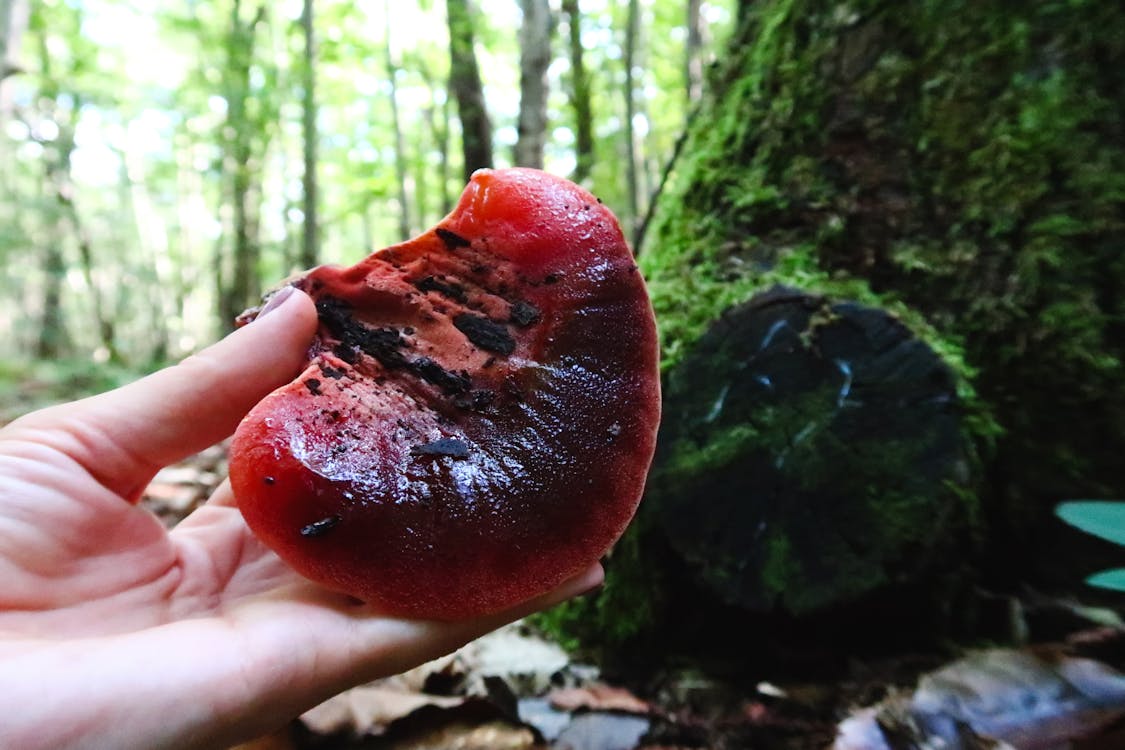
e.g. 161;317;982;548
514;0;551;168
0;0;28;123
622;0;640;238
685;0;703;104
446;0;492;182
385;1;411;241
33;30;118;360
420;64;452;215
548;0;1125;666
34;112;74;360
561;0;592;183
36;235;68;359
299;0;318;269
123;140;173;363
217;1;270;331
640;0;1125;592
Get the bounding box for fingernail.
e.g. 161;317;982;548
257;286;296;319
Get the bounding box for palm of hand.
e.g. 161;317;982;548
0;290;599;750
0;431;302;636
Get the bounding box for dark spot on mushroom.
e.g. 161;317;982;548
333;343;358;364
435;228;471;250
411;356;472;394
411;438;471;459
453;313;516;355
263;476;275;485
544;273;561;285
319;363;346;379
414;275;468;303
317;297;409;369
304;378;322;395
301;514;342;538
509;300;541;327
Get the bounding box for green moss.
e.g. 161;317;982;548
550;0;1125;653
529;508;666;658
640;0;1123;507
760;532;796;600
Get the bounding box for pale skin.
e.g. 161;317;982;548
0;289;603;750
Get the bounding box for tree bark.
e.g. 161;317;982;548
544;0;1125;666
622;0;640;237
446;0;492;182
299;0;318;269
385;0;411;241
420;64;452;215
218;1;268;331
685;0;704;104
36;230;68;359
0;0;29;123
514;0;551;169
642;0;1125;587
561;0;592;183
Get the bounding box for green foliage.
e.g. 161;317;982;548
1;0;737;366
0;358;154;424
530;509;666;658
1057;501;1125;592
1086;570;1125;593
1056;502;1125;548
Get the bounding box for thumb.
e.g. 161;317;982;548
12;287;318;502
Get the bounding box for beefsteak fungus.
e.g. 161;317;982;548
229;168;660;620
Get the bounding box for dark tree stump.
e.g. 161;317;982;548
650;288;973;615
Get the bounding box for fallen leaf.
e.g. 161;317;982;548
301;685;464;737
549;684;650;715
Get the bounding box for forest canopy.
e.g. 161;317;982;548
0;0;733;367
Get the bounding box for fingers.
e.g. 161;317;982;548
10;289;318;502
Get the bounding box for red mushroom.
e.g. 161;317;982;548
229;168;661;620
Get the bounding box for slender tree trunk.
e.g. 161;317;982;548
62;153;118;361
561;0;592;183
623;0;640;237
34;35;113;359
421;64;453;214
299;0;318;268
447;0;492;181
515;0;551;168
36;229;68;359
385;0;411;241
123;139;172;362
36;114;72;358
0;0;28;123
686;0;704;104
218;1;267;331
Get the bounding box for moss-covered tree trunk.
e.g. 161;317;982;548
643;0;1125;576
540;0;1125;668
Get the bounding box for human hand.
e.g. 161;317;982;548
0;288;602;750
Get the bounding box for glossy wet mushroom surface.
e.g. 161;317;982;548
229;168;660;620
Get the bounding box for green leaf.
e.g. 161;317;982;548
1056;501;1125;546
1086;569;1125;592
